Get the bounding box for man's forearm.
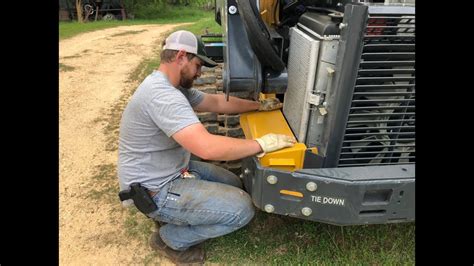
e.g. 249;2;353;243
200;134;263;161
217;94;260;114
173;123;294;162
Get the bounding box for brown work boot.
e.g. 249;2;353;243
149;231;205;265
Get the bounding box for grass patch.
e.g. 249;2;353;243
62;55;81;59
127;49;162;84
59;63;75;72
132;4;211;21
205;211;415;264
174;17;221;36
59;6;217;40
102;90;133;152
124;208;155;241
86;163;119;203
87;185;118;201
90;163;116;181
111;29;147;37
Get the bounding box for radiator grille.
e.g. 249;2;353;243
283;27;320;142
338;13;415;167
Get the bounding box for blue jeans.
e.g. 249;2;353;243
147;160;255;251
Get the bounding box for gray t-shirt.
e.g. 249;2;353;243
118;70;204;191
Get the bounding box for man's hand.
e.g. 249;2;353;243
259;98;283;111
255;133;296;157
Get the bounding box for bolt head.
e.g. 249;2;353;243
228;5;237;14
264;204;275;213
266;175;278;184
301;207;312;216
306;182;317;191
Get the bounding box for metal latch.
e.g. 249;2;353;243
307;93;328;116
318;106;328;116
307;93;321;106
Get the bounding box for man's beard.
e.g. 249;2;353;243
180;67;195;89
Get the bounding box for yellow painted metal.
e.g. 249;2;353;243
259;93;276;100
280;190;304;198
259;0;279;25
240;109;318;171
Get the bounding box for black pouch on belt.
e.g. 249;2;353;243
118;182;158;214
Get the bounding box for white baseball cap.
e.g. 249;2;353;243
163;30;218;67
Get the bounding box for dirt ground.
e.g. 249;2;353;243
59;24;186;265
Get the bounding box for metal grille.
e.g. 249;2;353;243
338;13;415;167
283;27;320;142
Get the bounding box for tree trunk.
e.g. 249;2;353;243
76;0;83;23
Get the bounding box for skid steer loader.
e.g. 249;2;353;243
214;0;415;225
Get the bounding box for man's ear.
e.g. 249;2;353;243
175;50;188;65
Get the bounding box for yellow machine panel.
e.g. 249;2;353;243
259;0;280;26
240;109;317;171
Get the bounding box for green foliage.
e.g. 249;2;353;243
131;4;209;20
174;17;221;36
122;0;215;18
59;6;218;40
132;2;168;20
